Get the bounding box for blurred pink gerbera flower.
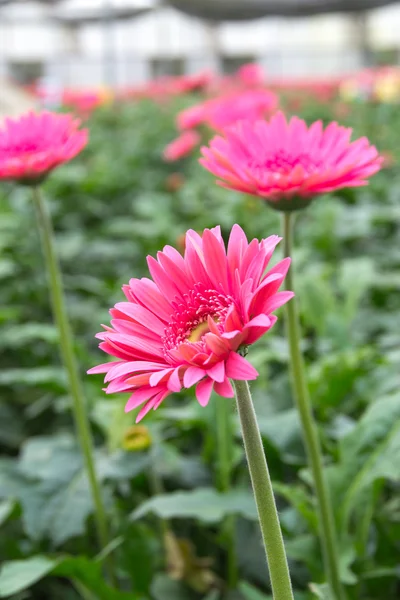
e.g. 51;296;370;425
206;89;278;132
200;111;383;211
0;111;88;183
236;63;266;88
89;225;293;421
178;89;278;133
163;130;201;162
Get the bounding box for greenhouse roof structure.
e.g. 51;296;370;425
165;0;399;21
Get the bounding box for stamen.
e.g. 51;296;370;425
162;283;234;353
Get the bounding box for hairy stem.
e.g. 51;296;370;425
234;379;294;600
32;186;115;585
282;211;344;600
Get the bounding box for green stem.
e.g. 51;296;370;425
215;397;238;589
282;212;344;600
32;186;115;584
233;379;294;600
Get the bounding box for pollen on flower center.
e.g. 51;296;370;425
187;320;211;342
162;283;234;352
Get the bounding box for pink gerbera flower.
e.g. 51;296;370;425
89;225;293;422
200;111;383;211
206;89;278;132
236;63;266;88
0;111;88;183
163;130;201;162
177;89;278;133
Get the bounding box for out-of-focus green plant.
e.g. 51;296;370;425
0;99;399;599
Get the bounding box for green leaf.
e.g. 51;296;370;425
0;367;66;387
53;556;141;600
297;266;336;337
284;534;317;569
202;591;220;600
41;471;94;545
0;556;57;597
3;434;156;545
238;581;272;599
19;434;82;481
308;347;374;411
0;500;15;527
19;436;94;545
0;323;57;349
338;258;375;323
340;552;357;585
309;582;334;600
340;393;400;459
0;259;15;279
99;451;150;481
150;574;192;600
272;482;317;530
0;436;95;545
0;404;24;449
347;421;400;498
257;409;302;454
0;555;142;599
340;394;400;525
132;488;257;523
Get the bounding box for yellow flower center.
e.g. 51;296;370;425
187;320;212;343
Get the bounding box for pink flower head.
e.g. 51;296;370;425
62;88;112;114
89;225;293;422
200;111;383;211
177;89;278;133
236;63;266;88
205;89;278;132
166;70;214;95
177;103;209;130
0;111;88;184
120;71;214;103
163;130;201;162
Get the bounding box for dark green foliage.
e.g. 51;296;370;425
0;98;399;599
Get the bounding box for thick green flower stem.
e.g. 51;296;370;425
32;186;114;584
215;397;238;589
233;379;294;600
282;212;344;600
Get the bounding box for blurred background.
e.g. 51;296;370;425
1;0;400;99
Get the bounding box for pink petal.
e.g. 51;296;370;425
113;303;165;336
207;360;225;383
204;333;230;357
87;361;120;375
183;366;206;388
105;360;167;383
149;368;174;387
125;386;163;412
202;229;229;290
167;367;182;392
214;377;234;398
225;352;259;380
259;291;295;314
135;396;160;422
195;377;214;407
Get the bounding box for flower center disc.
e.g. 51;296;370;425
187;320;210;342
162;284;234;353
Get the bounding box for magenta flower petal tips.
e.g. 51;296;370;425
163;130;201;162
89;225;294;421
200;111;383;211
0;111;88;183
